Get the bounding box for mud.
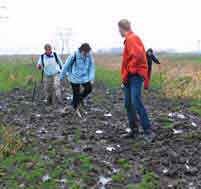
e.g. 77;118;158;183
0;84;201;188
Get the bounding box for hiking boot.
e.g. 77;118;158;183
144;131;156;143
47;96;53;105
75;108;82;118
57;98;63;105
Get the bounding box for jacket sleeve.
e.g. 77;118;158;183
37;56;42;66
89;53;95;81
151;54;160;64
60;54;73;81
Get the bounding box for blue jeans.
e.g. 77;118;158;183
123;75;151;134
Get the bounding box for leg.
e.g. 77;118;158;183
129;75;151;134
80;82;92;100
123;84;139;134
44;76;54;105
71;83;80;110
54;74;62;103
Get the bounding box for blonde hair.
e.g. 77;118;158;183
118;19;131;31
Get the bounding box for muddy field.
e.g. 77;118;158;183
0;81;201;188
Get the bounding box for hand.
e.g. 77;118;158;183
121;84;124;89
37;64;42;70
91;80;94;85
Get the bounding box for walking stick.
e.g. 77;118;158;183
31;56;44;103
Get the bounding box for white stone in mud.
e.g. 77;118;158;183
42;174;51;182
192;122;197;127
35;114;41;118
106;146;115;152
126;128;131;133
168;113;175;117
96;130;103;134
173;129;183;135
163;168;169;174
99;176;112;188
104;113;112;117
177;114;185;119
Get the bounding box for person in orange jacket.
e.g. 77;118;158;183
118;19;155;142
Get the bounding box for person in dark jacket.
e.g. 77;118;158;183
144;48;161;89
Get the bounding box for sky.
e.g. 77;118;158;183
0;0;201;54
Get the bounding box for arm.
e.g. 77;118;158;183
89;53;95;82
36;56;42;69
60;54;74;81
151;54;160;64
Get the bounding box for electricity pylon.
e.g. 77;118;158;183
55;26;73;55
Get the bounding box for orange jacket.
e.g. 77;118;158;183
121;31;148;84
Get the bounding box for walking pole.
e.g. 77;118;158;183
31;56;37;103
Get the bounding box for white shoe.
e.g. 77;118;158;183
75;109;82;118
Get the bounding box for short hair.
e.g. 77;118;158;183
44;44;52;50
79;43;92;53
147;48;153;53
118;19;131;31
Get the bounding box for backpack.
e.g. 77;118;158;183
41;52;62;70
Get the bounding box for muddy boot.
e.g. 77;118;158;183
57;98;63;105
144;130;156;143
75;108;82;118
47;96;53;106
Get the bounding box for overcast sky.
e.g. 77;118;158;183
0;0;201;54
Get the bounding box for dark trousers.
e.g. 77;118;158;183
71;82;92;109
123;75;151;134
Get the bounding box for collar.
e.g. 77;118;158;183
45;52;54;58
124;31;133;44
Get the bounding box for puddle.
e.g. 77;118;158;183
99;176;112;189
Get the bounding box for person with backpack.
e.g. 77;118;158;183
60;43;95;117
118;19;155;142
36;44;63;105
144;48;161;89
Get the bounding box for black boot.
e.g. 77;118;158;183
47;96;53;105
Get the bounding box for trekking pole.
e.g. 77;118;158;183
31;56;37;103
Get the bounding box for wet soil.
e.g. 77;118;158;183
0;84;201;189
